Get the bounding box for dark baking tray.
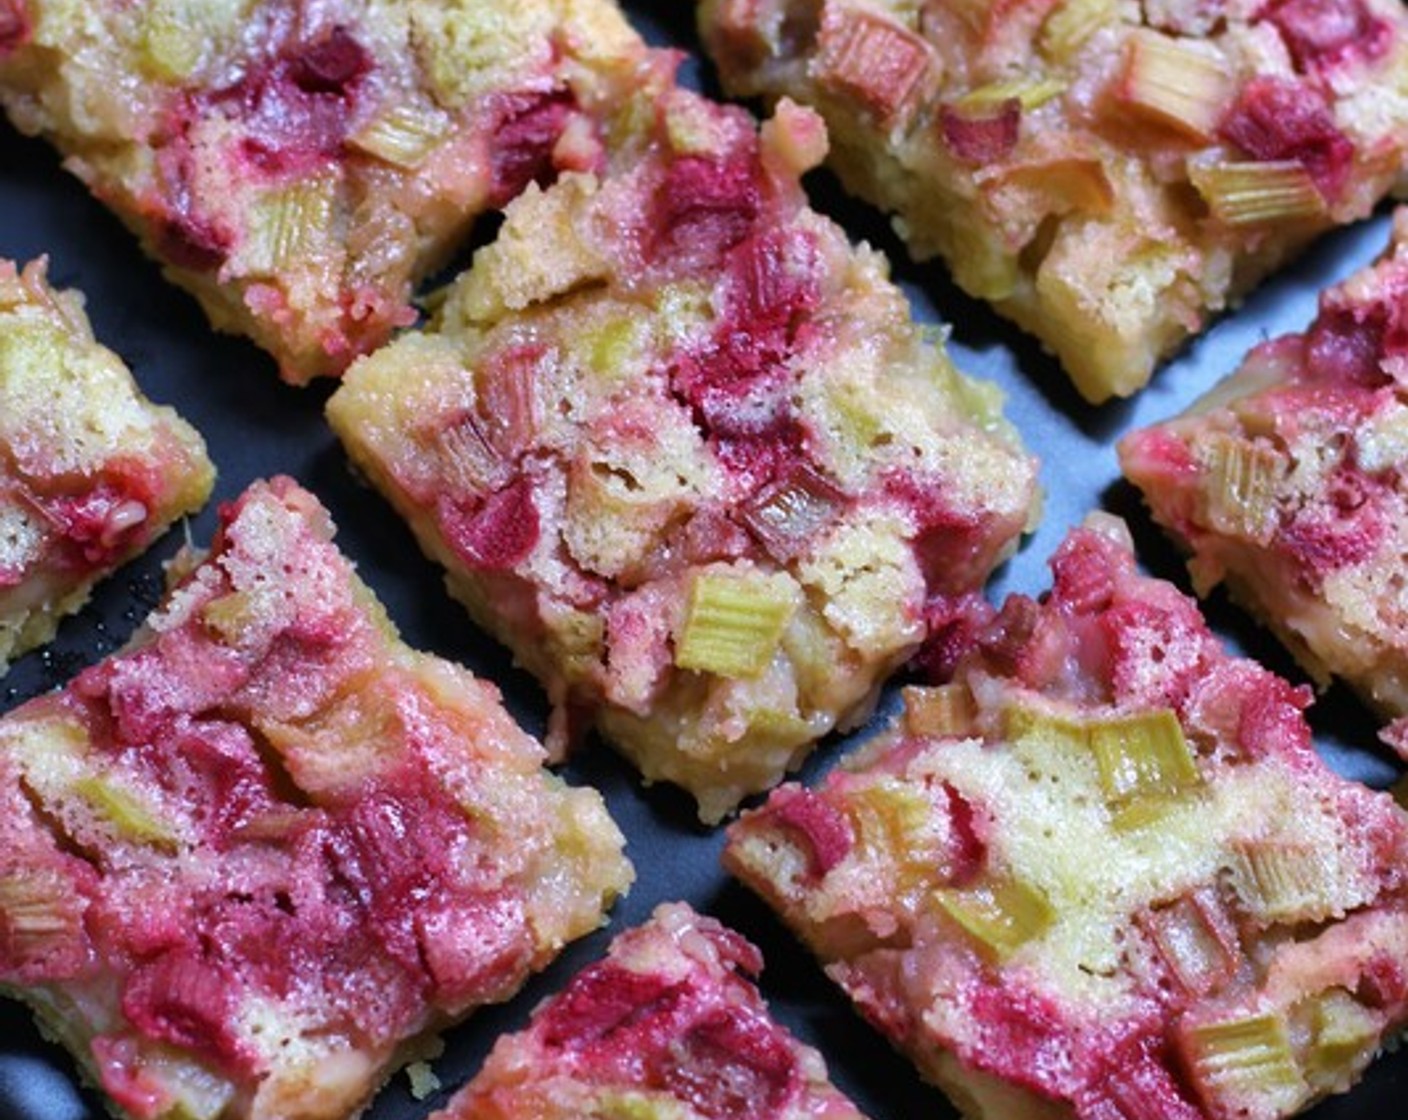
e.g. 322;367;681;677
1;6;1404;1118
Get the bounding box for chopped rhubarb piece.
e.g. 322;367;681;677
433;904;866;1120
739;463;848;564
0;870;89;979
1306;306;1387;387
1040;0;1117;60
1181;1011;1308;1115
1302;988;1381;1090
348;102;450;169
814;7;933;128
292;26;371;95
1138;890;1241;998
934;874;1055;960
437;478;541;572
769;787;855;877
1201;434;1285;542
938;99;1021;164
726;518;1408;1119
1087;709;1202;811
675;567;801;679
0;478;630;1120
1191;160;1328;226
488;89;578;207
901;682;977;739
1118;30;1232;139
654;151;762;263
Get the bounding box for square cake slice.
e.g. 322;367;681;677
432;902;869;1120
0;256;213;675
699;0;1408;402
725;515;1408;1120
1120;208;1408;753
327;84;1040;823
0;477;632;1120
0;0;653;383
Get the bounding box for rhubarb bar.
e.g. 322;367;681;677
327;86;1040;823
0;256;213;675
0;477;632;1120
0;0;652;383
725;514;1408;1120
433;902;869;1120
1120;207;1408;754
699;0;1408;402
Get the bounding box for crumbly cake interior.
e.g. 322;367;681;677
435;901;869;1120
0;256;213;673
726;515;1408;1120
328;71;1039;822
699;0;1408;402
0;0;651;382
0;477;631;1120
1121;207;1408;753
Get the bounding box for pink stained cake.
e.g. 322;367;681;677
1120;208;1408;755
0;0;653;383
698;0;1408;403
433;902;870;1120
326;83;1040;823
725;514;1408;1120
0;256;213;675
0;477;632;1120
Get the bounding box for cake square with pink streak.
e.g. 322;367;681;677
327;78;1039;823
0;0;654;382
726;514;1408;1120
0;255;213;674
0;477;632;1120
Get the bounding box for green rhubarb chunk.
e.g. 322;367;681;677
584;317;641;380
349;104;451;169
1004;706;1091;755
1120;31;1230;138
1203;435;1283;542
1301;988;1380;1088
594;1090;690;1120
957;77;1066;112
1185;1011;1307;1111
1088;709;1200;808
934;874;1055;960
0;872;81;960
1040;0;1116;59
1232;843;1332;924
675;569;799;679
904;684;977;740
1190;161;1327;226
245;182;336;275
154;1051;237;1120
73;773;180;849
